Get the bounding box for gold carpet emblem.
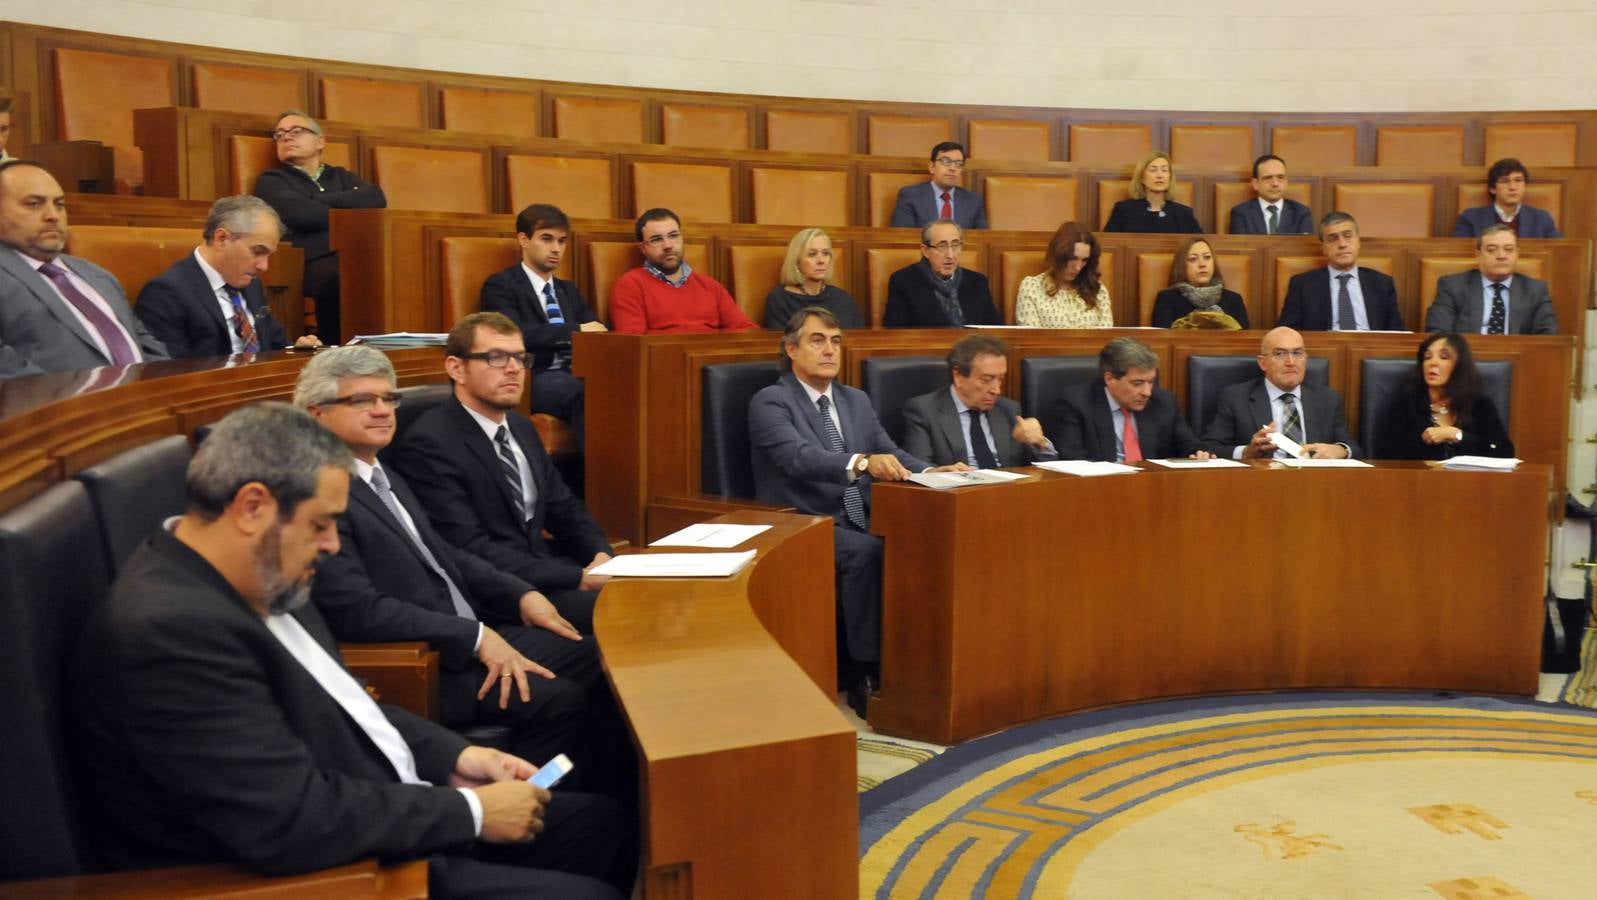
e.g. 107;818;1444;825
1427;875;1530;899
1234;820;1342;859
1408;804;1508;840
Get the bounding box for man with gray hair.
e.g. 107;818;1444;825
73;402;636;896
136;194;321;357
882;219;999;327
1045;336;1211;462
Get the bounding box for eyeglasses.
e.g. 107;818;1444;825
934;157;966;169
924;240;964;254
461;349;534;369
272;126;318;141
643;231;683;248
320;392;402;410
1264;348;1307;361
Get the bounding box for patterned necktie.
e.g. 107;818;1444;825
1120;407;1143;462
368;467;477;621
1279;393;1305;447
1335;273;1357;331
1266;204;1279;235
939;191;952;219
1487;282;1507;335
543;282;568;370
967;408;997;469
817;395;867;530
37;261;136;365
225;286;260;353
493;425;533;521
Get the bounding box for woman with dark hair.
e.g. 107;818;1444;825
1014;221;1112;328
1373;332;1514;459
1150;236;1249;329
1103;151;1202;234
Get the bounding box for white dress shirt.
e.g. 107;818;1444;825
463;403;536;510
193;249;247;353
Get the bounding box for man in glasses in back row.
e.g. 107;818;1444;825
890;141;988;230
1200;326;1360;460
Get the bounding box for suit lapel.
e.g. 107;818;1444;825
1086;384;1117;460
1;251;102;358
1248;381;1274;433
932;390;967;463
451;401;528;521
508;415;547;507
349;477;432;567
782;374;831;449
513;270;547;325
179;255;230;333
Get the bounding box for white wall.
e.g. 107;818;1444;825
7;0;1597;113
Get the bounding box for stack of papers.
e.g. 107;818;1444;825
588;550;756;578
349;332;449;349
1033;460;1141;477
649;523;771;548
1275;458;1372;468
1442;456;1522;471
1146;458;1248;469
908;469;1029;489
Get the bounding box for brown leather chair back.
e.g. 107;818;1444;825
53;47;175;191
552;96;645;144
867;171;927;227
1454;182;1564;227
319;76;426;129
505;154;614;220
750;168;849;226
439;87;538;139
232;136;354;194
967;120;1051;162
765;109;853;155
1331;182;1435;238
369;146;489;213
865;246;982;327
66;225;196;304
1274;255;1394;312
630;161;734;223
191;61;303;114
727;242;852;326
867;115;952;157
587;241;712;325
1485;123;1577;168
1169;125;1254;167
1271;126;1357;168
1417;255;1544;326
1376;126;1464;167
1136;252;1252;326
440;237;524;324
661;103;750;150
998;250;1114;325
983;176;1077;232
1067;123;1151;166
1096;180;1194;230
1212;181;1313;234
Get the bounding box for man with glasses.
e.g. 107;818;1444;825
253;109;387;344
890;141;988;230
1200;326;1359;460
609;207;756;333
883;219;999;327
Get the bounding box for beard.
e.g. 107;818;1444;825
255;522;313;615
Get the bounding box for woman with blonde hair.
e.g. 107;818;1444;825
763;227;862;329
1104;150;1201;234
1015;221;1112;328
1151;236;1249;329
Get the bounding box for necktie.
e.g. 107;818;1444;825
494;425;533;522
1487;282;1506;335
37;261;136;365
939;191;952;219
1266;204;1279;235
1120;407;1143;462
1335;273;1357;331
542;282;568;369
817;395;867;530
1279;393;1304;447
967;408;998;469
368;467;477;621
225;286;260;353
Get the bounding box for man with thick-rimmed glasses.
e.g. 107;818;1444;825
1200;326;1360;460
882;219;999;327
890;141;988;230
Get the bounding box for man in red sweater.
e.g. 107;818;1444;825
609;208;758;334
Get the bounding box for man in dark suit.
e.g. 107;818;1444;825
1201;327;1361;460
1453;158;1563;239
1046;337;1211;462
71;403;634;898
1227;155;1313;235
479;203;606;451
136;195;321;357
0;160;168;378
1278;212;1406;332
391;312;615;634
890;141;988;230
748;306;964;716
1427;223;1558;335
901;333;1057;467
883;220;999;327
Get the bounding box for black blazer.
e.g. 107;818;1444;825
253;164;386;262
882;263;999;328
1150;287;1250;329
1103;198;1202;234
135;254;291;357
1278;267;1406;332
1046;379;1202;461
72;531;474;875
1199;379;1362;459
478;265;599;373
1227;198;1314;236
1373;393;1515;460
899;389;1055;467
390;396;611;591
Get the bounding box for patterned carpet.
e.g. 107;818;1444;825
858;692;1597;899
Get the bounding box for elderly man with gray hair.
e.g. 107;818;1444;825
136;194;321;357
1044;336;1212;462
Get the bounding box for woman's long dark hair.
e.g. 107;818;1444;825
1412;332;1483;427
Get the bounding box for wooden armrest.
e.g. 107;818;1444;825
0;858;428;898
341;642;439;721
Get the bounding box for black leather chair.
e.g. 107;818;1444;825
1360;358;1512;455
75;434;192;574
858;355;946;446
390;382;454;449
1020;355;1099;419
1186;354;1331;431
701;361;782;498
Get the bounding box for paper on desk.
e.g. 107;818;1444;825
1146;457;1248;469
1266;431;1306;459
908;469;1029;489
1274;457;1373;468
589;550;757;578
1033;460;1141;477
649;522;771;548
1441;455;1522;471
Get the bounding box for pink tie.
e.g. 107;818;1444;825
939;191;952;219
1121;408;1143;462
38;261;136;365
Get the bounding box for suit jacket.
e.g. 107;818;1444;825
390;395;611;591
72;531;474;875
1278;267;1406;332
890;183;988;230
1374;393;1515;460
0;250;169;378
135;254;291;358
1452;204;1562;239
478;265;598;373
1199;379;1362;459
1426;269;1557;335
252;164;386;262
1227;198;1313;236
1046;379;1202;461
900;388;1056;467
882;263;999;328
748;373;928;522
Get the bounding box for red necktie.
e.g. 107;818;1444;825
1121;408;1143;462
939;191;952;219
225;286;260;353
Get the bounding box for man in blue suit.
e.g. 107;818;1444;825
890;141;988;230
747;306;965;717
1227;155;1313;235
1453;158;1563;239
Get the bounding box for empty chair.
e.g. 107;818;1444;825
1020;356;1100;419
630;161;734;223
765;109;854;155
701;361;783;498
552;95;645;144
750;168;849;227
1331;182;1435;238
65;225;195;303
1376;126;1465;167
1271;125;1357;168
867;115;952;157
967;119;1052;163
190;61;304;115
387;382;455;451
53;47;175;191
1484;123;1577;168
75;435;192;573
727;244;787;326
868;171;927;227
661;103;750;150
368;146;490;213
859;356;947;446
318;76;426;129
504;153;614;220
1169;125;1255;167
1067;123;1152;166
440;236;524;325
1186;354;1330;432
438;87;539;139
983;176;1078;232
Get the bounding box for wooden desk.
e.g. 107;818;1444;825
867;461;1551;744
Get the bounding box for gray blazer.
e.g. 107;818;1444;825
1426;269;1558;335
900;388;1056;468
1200;379;1361;459
0;249;168;378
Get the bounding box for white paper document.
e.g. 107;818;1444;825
908;469;1029;489
1274;458;1373;468
1146;457;1248;469
1266;431;1306;459
1032;460;1141;477
588;550;757;578
1441;456;1522;471
649;523;771;548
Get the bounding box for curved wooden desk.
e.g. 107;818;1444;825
869;461;1552;745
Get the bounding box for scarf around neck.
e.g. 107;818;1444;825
919;259;965;326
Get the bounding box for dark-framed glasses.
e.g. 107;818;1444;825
272;126;318;141
925;240;964;254
461;350;534;369
934;157;966;169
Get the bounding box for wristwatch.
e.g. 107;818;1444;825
853;454;871;475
